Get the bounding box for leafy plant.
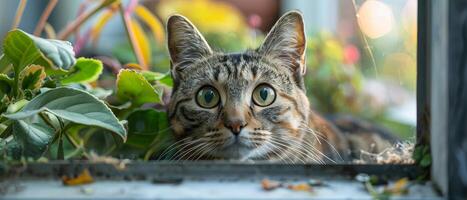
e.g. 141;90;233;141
110;68;172;159
0;0;176;161
0;29;125;160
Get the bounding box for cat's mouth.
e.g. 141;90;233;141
214;135;257;159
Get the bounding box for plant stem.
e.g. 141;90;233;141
13;67;20;99
57;132;64;160
12;0;28;29
118;2;146;69
39;112;57;130
43;23;57;39
56;117;65;160
57;0;117;40
33;0;59;36
65;130;89;159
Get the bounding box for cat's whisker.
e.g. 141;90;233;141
280;134;327;164
184;144;207;161
194;143;215;161
261;140;293;164
246;131;293;163
249;139;265;161
249;137;279;162
298;123;321;145
178;143;205;161
167;138;202;161
299;139;335;164
158;137;191;160
268;137;308;164
187;140;216;161
271;135;324;164
176;140;208;161
298;124;344;162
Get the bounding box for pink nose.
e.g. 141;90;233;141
225;121;246;135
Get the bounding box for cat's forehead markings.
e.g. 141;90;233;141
219;53;252;64
208;53;253;81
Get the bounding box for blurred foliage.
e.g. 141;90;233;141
157;0;251;52
305;33;364;114
304;32;415;140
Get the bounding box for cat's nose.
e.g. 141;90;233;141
225;120;247;135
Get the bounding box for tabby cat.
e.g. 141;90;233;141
165;11;397;163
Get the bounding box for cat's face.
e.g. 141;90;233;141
166;12;310;160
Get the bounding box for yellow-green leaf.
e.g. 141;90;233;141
141;71;173;87
3;30;43;73
116;69;160;107
20;65;46;91
60;58;103;85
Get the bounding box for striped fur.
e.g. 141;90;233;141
164;11;396;163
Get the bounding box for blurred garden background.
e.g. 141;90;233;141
0;0;417;159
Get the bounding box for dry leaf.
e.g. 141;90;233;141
88;152;130;170
384;178;409;195
62;169;94;186
287;183;313;192
261;179;281;191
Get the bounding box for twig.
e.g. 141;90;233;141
44;23;57;39
12;0;28;29
57;0;117;40
34;0;59;36
118;1;146;68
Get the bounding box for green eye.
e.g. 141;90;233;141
196;86;220;108
252;84;276;107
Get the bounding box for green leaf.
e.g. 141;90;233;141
0;74;13;98
27;32;76;70
20;65;46;91
13;119;54;158
4;87;127;141
420;154;432;168
141;71;173;87
3;30;43;73
63;83;112;100
6;99;29;114
0;54;12;73
0;122;12;138
3;29;76;75
1;138;23;160
126;109;168;148
141;71;165;81
159;73;173;87
116;69;161;107
61;58;103;85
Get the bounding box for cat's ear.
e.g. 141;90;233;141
258;11;306;76
167;15;212;73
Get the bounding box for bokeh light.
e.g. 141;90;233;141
357;0;395;39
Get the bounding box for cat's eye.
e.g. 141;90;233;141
196;86;220;108
252;84;276;107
